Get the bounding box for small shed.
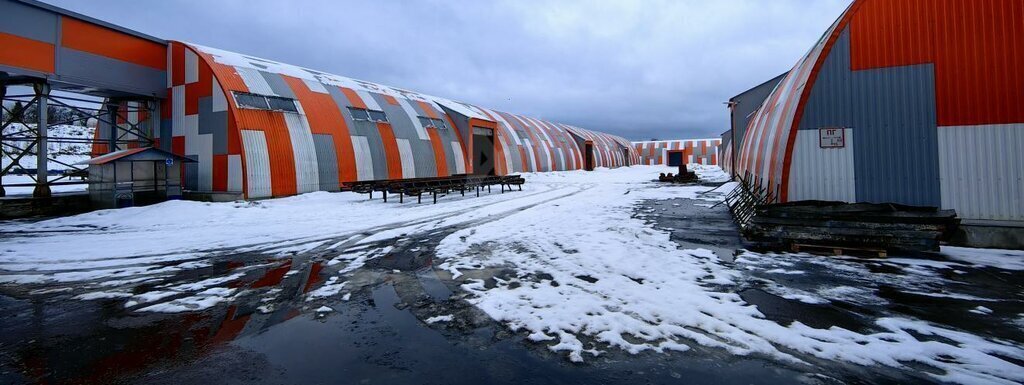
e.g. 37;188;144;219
78;148;196;209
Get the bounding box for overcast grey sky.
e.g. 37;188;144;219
46;0;850;140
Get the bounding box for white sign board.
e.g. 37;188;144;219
819;127;845;148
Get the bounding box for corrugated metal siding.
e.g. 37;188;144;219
798;28;940;207
395;138;417;179
788;129;856;202
850;0;1024;127
736;3;851;200
227;154;242;192
236;67;275;95
312;134;339;192
938;124;1024;221
351;136;375;181
240;129;272;198
450;142;466;174
631;139;721;166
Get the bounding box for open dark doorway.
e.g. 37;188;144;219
622;148;631;166
472;127;495;176
584;141;595;171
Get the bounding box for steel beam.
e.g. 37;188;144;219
0;83;6;197
33;83;51;197
107;101;119;153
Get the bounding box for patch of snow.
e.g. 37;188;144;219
425;314;454;324
74;291;132;300
306;277;346;300
315;306;333;313
969;306;994;315
941;246;1024;271
137;287;237;313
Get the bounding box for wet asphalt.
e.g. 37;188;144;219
0;182;1021;384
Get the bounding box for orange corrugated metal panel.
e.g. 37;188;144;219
171;43;185;86
340;87;367;109
0;32;54;73
416;101;438;119
851;0;935;70
426;127;449;177
61;17;165;70
376;123;403;179
212;154;228;191
282;76;359;184
851;0;1024;127
237;110;297;196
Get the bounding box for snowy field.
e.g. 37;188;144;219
1;123;91;196
1;165;1022;384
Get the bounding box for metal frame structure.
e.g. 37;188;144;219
0;79;157;197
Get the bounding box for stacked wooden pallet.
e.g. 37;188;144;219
745;201;960;253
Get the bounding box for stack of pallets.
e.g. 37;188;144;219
745;201;960;254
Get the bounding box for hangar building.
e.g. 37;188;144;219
0;0;638;202
725;0;1023;225
632;139;721;167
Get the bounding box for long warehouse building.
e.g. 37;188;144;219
726;0;1023;223
632;139;721;166
0;0;639;201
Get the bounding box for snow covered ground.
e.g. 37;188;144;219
1;123;91;195
1;165;1022;384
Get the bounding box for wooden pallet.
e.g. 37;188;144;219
791;243;888;258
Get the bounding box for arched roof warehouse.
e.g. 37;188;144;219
2;0;639;201
150;42;638;199
729;0;1023;222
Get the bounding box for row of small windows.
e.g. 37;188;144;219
233;92;298;113
349;107;389;123
232;93;448;130
417;116;449;130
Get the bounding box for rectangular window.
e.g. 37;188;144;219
234;92;269;110
368;110;388;122
267;96;298;113
233;92;300;114
349;107;370;121
418;116;434;128
431;118;448;130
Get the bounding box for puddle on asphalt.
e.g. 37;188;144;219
126;283;812;385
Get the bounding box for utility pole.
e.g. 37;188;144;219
33;82;51;198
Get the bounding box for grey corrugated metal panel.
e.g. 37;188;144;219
346;120;389;181
235;67;276;96
939;124;1024;221
350;135;375;181
434;124;464;175
57;48;167;98
730;72;787;150
371;94;437;177
197;96;228;155
788;129;856;202
240;129;272;198
798;28;940;207
438;105;471;154
13;0;165;44
282;113;320;193
260;72;296;99
0;0;57;43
